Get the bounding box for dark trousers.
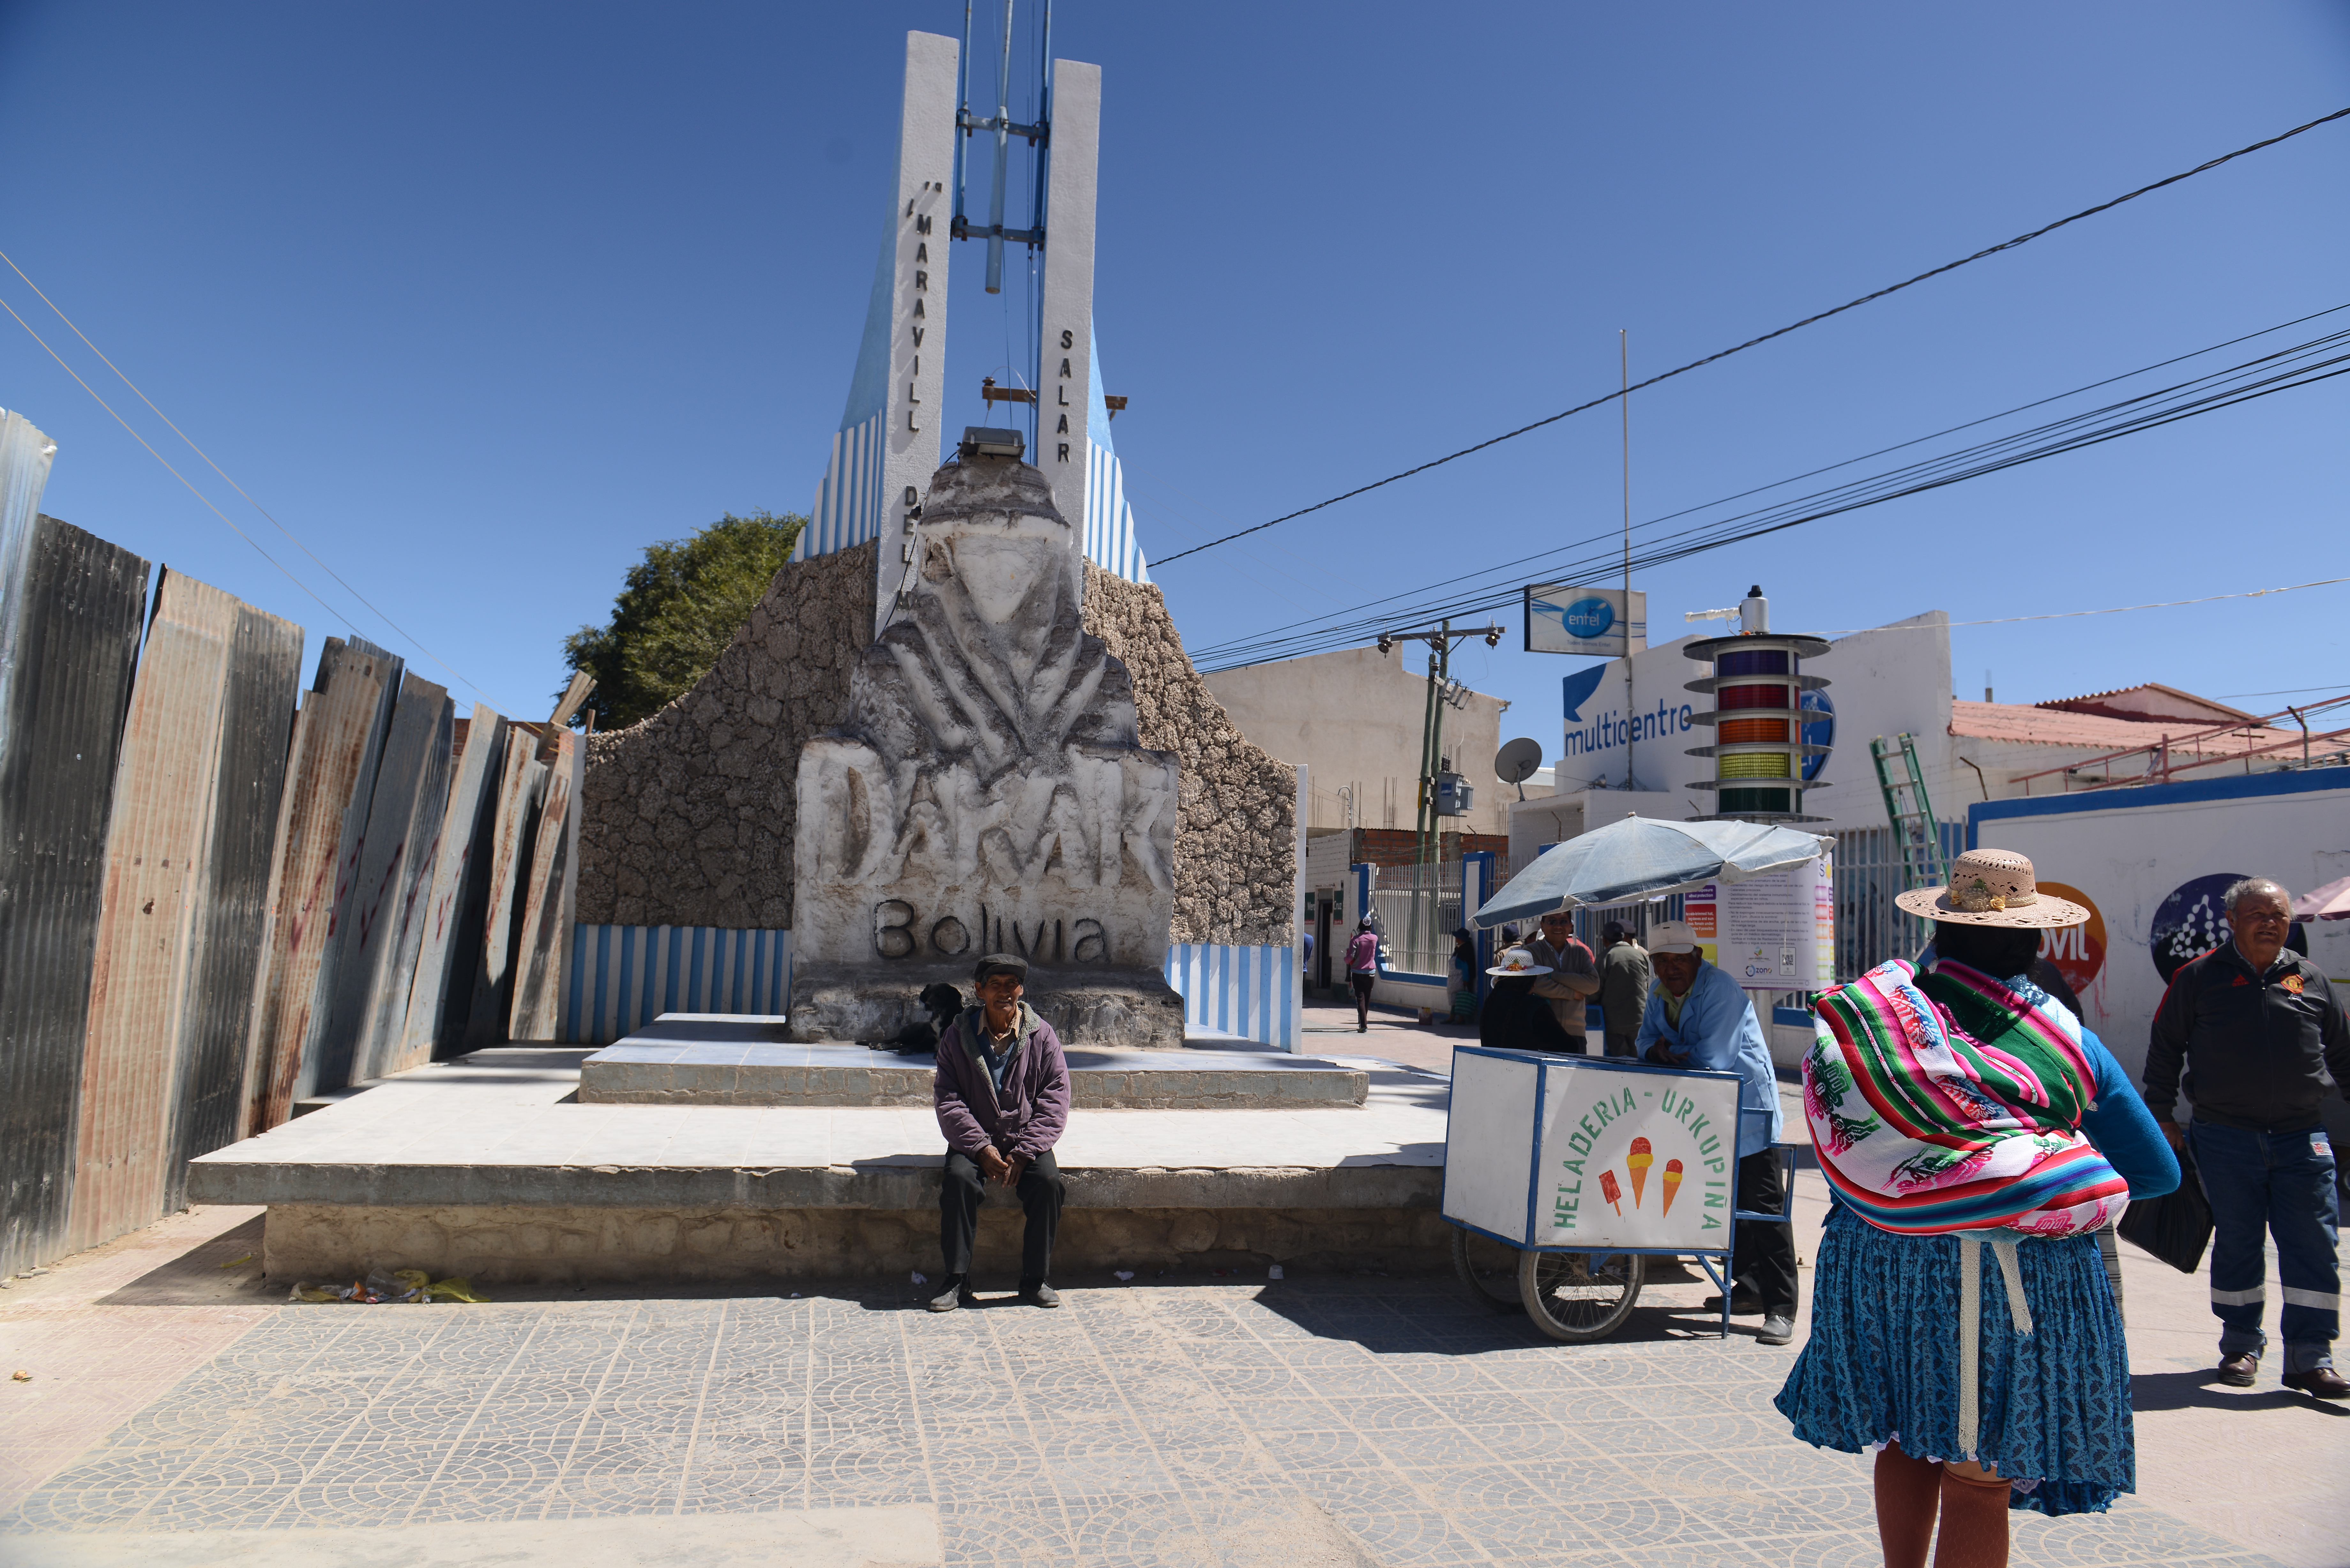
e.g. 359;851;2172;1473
941;1148;1065;1284
1603;1032;1638;1058
1732;1148;1798;1315
2191;1122;2339;1368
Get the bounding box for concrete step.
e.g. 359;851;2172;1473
577;1015;1368;1109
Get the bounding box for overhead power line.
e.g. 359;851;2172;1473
1191;310;2350;668
1155;102;2350;569
1824;577;2350;635
1194;301;2350;665
0;246;510;712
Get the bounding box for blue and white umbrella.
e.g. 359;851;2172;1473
1473;816;1827;930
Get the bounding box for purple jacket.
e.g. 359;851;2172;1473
934;1004;1071;1161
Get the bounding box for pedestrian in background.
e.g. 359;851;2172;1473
1345;917;1381;1034
1478;947;1574;1055
1780;849;2178;1565
1528;908;1601;1054
2143;876;2348;1399
1599;921;1652;1058
1447;928;1480;1024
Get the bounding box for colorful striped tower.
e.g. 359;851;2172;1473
1683;589;1830;820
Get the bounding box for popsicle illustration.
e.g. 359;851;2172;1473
1661;1158;1686;1217
1599;1169;1622;1216
1627;1137;1653;1208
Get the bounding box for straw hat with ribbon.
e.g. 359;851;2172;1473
1485;946;1553;978
1892;848;2089;929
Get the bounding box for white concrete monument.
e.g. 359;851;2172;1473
789;433;1185;1047
793;31;961;640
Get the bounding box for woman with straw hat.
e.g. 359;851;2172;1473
1478;946;1575;1055
1774;849;2179;1568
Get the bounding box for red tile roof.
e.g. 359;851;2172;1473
1950;701;2296;758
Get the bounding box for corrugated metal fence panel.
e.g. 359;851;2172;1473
399;708;507;1067
313;672;447;1091
464;730;544;1046
70;570;239;1255
508;729;577;1040
245;652;394;1131
0;413;58;757
0;517;148;1277
352;690;453;1082
560;925;792;1045
1163;944;1299;1050
291;637;402;1100
164;597;302;1208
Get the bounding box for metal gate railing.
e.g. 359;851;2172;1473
1832;823;1965;982
1373;859;1462;979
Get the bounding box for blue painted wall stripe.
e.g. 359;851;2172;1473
560;926;795;1045
1163;942;1299;1051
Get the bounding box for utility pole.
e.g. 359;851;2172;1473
1620;328;1634;790
1378;619;1502;972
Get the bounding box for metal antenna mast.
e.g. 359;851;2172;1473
953;0;1051;297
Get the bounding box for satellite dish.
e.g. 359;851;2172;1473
1495;737;1545;785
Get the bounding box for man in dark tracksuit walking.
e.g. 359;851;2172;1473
930;952;1071;1311
2145;877;2350;1398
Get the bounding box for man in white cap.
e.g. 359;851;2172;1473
1637;920;1794;1345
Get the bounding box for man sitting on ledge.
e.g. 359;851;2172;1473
929;952;1072;1310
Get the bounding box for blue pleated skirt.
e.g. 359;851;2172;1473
1773;1204;2135;1517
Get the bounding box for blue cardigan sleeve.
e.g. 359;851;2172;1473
2077;1030;2179;1199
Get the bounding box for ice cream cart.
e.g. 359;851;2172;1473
1443;1047;1794;1341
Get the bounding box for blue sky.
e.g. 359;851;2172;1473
1;1;2343;745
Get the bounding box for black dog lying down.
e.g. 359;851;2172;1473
886;983;965;1054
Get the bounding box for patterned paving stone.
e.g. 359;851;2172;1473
0;1277;2321;1567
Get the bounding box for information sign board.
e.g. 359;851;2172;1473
1681;848;1833;992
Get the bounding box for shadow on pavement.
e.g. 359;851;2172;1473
2131;1367;2350;1416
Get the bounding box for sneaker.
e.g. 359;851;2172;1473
2216;1351;2259;1387
1020;1280;1061;1308
1704;1292;1764;1316
2281;1366;2348;1399
1757;1312;1795;1346
927;1274;974;1313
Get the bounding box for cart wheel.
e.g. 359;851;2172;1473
1519;1249;1645;1342
1450;1225;1522;1312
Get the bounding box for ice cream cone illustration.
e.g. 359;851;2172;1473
1599;1169;1622;1216
1627;1137;1653;1208
1661;1159;1686;1218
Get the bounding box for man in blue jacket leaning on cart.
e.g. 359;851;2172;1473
1637;920;1795;1346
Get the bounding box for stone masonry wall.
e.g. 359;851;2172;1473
1080;563;1296;948
574;541;876;929
573;544;1295;948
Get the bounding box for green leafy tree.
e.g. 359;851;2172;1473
560;510;806;729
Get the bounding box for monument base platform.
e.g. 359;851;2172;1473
786;963;1186;1049
187;1045;1451;1285
579;1015;1364;1108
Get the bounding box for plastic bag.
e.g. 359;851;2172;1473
425;1277;487;1303
2117;1140;2213;1274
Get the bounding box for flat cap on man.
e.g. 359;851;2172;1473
973;952;1029;985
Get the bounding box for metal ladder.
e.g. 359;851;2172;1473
1869;734;1948;891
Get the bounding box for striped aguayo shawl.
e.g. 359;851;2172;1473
1805;958;2128;1238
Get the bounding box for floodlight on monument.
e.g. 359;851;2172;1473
1680;583;1831;823
959;426;1027;460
